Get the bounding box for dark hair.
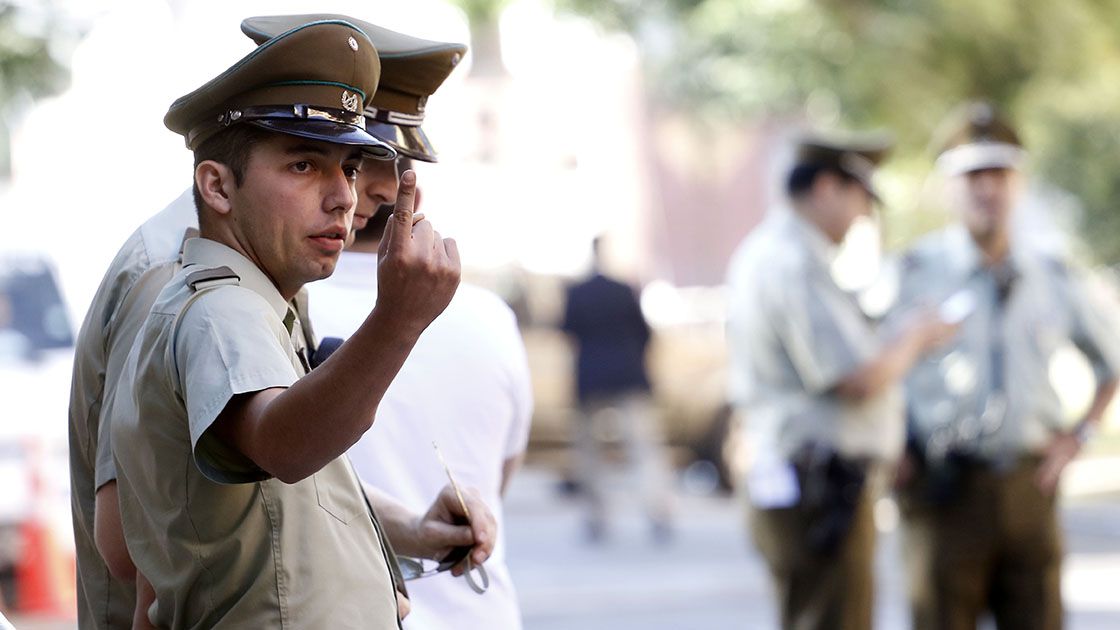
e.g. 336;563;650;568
785;163;858;198
191;124;273;213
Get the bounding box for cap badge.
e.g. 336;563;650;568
341;90;361;113
347;36;359;51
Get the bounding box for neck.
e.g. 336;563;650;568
969;226;1011;266
198;225;300;301
791;200;842;244
345;239;379;254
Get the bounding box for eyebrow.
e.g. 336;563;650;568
283;143;330;157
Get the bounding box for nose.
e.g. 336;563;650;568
324;164;357;215
360;158;400;211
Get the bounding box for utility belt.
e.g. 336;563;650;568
906;439;1041;505
789;443;871;557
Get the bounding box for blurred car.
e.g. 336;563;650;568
0;253;74;608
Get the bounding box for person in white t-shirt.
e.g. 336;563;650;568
308;158;533;630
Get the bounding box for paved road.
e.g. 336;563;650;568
8;464;1120;629
505;465;1120;630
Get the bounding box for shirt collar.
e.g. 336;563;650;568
181;237;290;321
944;224;1027;278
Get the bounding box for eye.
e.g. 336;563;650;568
292;161;312;173
344;163;362;180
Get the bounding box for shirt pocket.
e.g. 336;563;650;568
312;464;365;525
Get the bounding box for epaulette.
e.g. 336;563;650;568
185;266;241;291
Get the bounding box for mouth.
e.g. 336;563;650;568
309;227;347;253
352;214;371;231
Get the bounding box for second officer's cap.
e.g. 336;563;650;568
933;101;1024;176
164;20;396;160
241;14;468;162
793;131;894;200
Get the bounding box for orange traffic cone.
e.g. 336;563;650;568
11;438;76;619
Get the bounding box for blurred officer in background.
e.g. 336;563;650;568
562;236;675;543
895;101;1120;630
726;133;956;630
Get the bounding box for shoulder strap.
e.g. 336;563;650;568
167;266;243;388
185;265;240;291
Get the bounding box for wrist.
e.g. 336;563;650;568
1073;420;1097;446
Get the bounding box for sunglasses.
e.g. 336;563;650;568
396;443;489;594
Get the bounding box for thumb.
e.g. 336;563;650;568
423;520;475;549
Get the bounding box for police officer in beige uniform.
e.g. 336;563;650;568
70;18;482;629
108;21;464;628
895;102;1120;630
726;134;956;630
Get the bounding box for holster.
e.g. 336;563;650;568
791;443;868;557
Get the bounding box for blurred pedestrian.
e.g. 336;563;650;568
895;101;1120;630
726;132;956;630
562;236;674;542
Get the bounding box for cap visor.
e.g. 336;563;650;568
937;142;1024;177
367;122;438;162
248;118;397;160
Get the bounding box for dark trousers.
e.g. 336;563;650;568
749;479;876;630
897;456;1063;630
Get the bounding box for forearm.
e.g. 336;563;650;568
133;571;156;630
235;307;425;482
361;482;425;557
832;331;925;401
94;482;136;583
1082;378;1119;426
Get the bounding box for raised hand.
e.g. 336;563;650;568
376;169;460;337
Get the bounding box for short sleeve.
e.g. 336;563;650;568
770;269;873;395
174;287;300;484
94;391;118;489
95;262;179;490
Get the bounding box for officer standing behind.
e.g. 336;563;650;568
895;102;1120;630
726;133;956;630
110;22;461;628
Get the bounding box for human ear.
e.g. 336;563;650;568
195;160;236;216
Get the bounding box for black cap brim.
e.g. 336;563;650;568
367;122;438;162
247;118;397;160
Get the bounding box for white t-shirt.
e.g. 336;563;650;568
307;251;533;630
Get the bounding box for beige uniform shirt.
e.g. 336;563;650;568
897;225;1120;460
68;190;196;629
112;238;399;629
726;211;905;463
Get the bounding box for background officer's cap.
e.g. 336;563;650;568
933;101;1024;176
241;14;468;162
165;20;395;160
793;130;893;200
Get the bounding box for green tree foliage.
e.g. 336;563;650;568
560;0;1120;261
0;1;78;176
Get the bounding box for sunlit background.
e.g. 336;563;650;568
3;0;1120;627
